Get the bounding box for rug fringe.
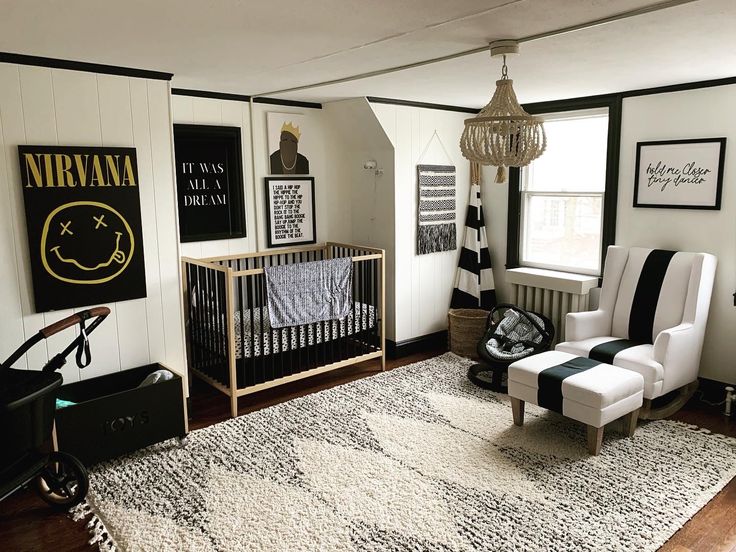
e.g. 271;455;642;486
70;500;118;551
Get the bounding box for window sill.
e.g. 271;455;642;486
505;267;599;295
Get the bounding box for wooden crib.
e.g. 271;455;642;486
182;242;385;417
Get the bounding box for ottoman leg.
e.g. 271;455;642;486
587;425;604;455
623;408;640;437
511;397;525;426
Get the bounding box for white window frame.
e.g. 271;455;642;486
519;108;609;277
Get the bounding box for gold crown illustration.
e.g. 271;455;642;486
281;121;301;140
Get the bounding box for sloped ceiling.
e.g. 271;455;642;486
0;0;734;106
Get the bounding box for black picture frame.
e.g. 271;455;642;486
264;176;316;248
173;124;246;242
633;138;726;210
17;145;147;312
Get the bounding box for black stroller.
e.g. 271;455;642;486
468;304;555;392
1;307;109;508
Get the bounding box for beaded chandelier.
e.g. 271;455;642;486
460;41;546;183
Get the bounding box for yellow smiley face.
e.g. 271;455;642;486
40;201;135;285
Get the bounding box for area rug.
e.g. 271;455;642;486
75;353;736;551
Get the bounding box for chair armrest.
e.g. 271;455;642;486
652;323;697;365
564;310;611;342
653;323;704;393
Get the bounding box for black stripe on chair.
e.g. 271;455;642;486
589;339;642;364
628;249;676;343
538;357;601;414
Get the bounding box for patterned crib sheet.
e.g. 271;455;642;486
194;303;376;359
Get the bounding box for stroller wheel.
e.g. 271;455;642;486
35;451;89;509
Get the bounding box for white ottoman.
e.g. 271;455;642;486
508;350;644;455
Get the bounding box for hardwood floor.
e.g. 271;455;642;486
1;349;734;552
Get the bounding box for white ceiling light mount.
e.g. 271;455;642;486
460;40;546;183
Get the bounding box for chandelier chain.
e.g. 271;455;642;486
501;55;508;79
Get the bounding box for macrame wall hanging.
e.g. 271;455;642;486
416;131;456;255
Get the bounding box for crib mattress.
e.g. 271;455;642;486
231;303;376;359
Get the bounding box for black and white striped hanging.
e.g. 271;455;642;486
450;162;496;310
417;164;457;254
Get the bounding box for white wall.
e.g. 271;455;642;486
371;103;471;343
482;84;736;384
617;85;736;384
323;99;395;337
0;63;186;385
480;167;511;301
172;96;352;257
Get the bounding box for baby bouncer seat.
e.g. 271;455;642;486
468;304;555;392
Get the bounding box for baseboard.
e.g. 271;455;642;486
386;330;448;359
698;377;733;404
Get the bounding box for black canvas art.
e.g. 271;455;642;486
18;146;147;312
174;125;246;242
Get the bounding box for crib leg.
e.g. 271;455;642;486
230;394;238;418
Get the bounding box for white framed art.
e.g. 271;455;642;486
633;138;726;210
264;176;316;247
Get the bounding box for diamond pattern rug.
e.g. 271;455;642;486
77;353;736;551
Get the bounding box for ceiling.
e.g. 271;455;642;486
0;0;734;107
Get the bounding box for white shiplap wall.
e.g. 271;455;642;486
371;103;471;343
0;63;186;384
322;99;396;338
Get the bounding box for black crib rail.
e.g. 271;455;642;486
182;244;384;405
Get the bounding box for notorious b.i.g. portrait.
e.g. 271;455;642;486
269;121;310;175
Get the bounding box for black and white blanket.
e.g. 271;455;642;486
264;257;353;328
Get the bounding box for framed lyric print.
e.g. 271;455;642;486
173;124;246;242
633;138;726;210
264;176;316;247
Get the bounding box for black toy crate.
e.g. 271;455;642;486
55;363;187;466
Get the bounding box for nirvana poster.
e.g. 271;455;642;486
18;146;147;312
173;124;246;242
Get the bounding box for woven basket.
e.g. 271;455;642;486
447;308;490;359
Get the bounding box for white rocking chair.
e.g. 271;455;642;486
556;246;717;419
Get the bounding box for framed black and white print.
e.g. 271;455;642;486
174;124;246;242
633;138;726;210
18;145;147;312
264;176;316;248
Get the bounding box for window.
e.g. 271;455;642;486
507;96;621;277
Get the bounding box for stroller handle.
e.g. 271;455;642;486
0;306;111;372
39;307;110;338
